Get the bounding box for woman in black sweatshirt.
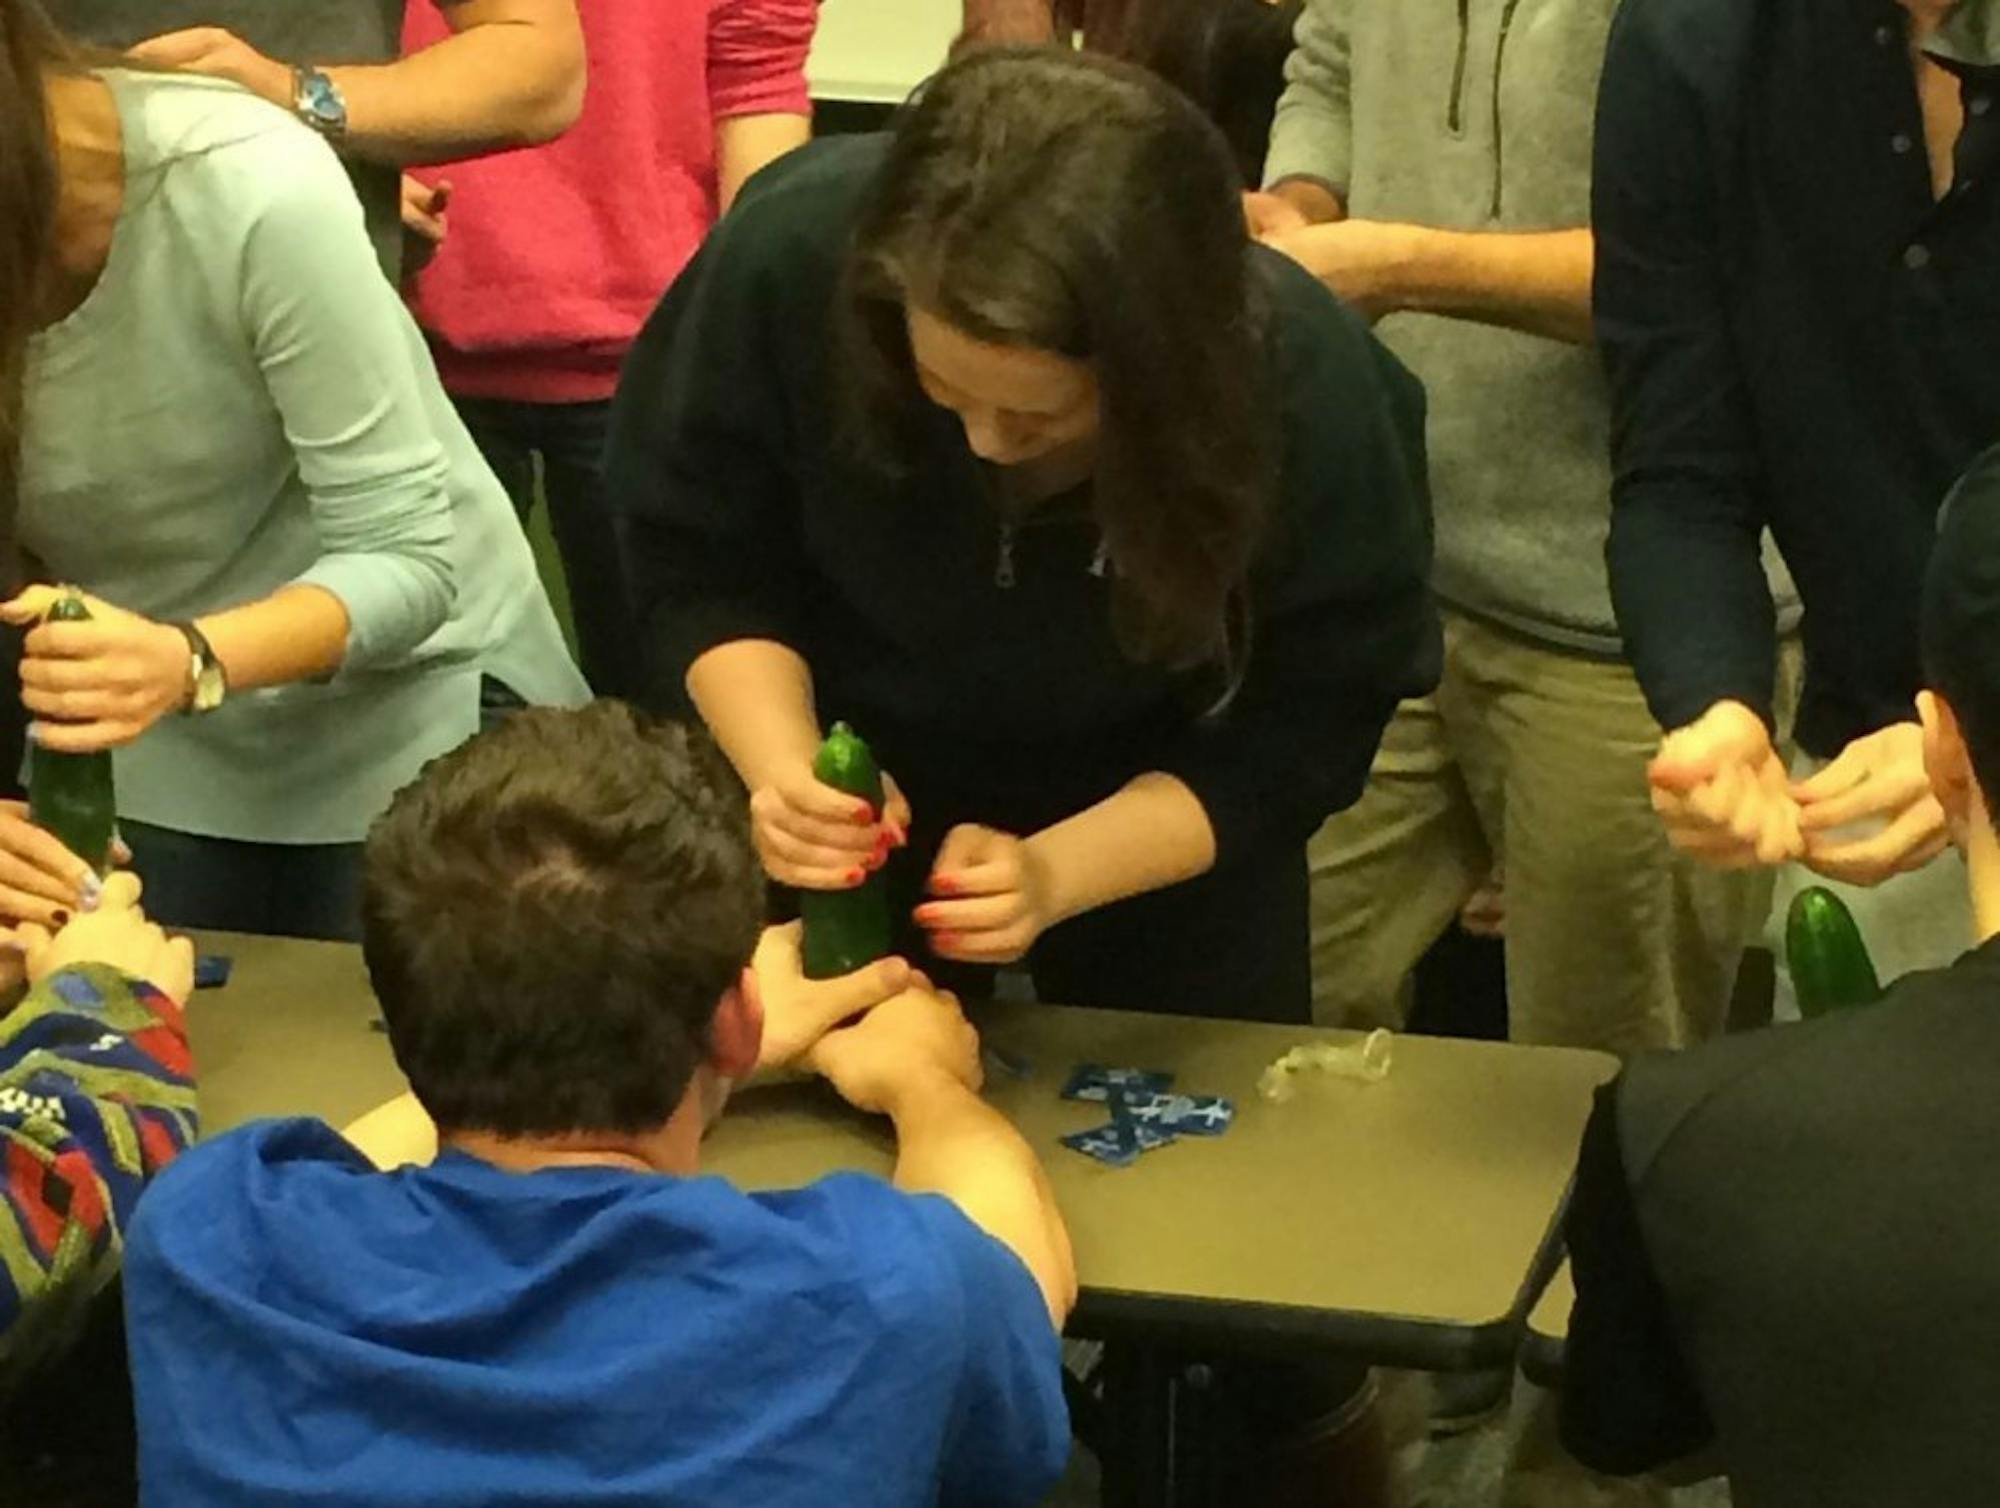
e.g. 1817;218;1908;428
608;46;1437;1024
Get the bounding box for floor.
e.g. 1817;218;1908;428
1042;1378;1736;1508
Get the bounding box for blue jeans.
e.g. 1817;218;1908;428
121;680;525;942
121;820;364;941
454;396;642;701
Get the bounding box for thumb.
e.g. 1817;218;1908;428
1650;706;1770;793
822;955;913;1021
932;823;1002;875
0;585;58;626
98;871;143;910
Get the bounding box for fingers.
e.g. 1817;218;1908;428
27;719;139;754
881;774;913;845
931;823;1006;880
125;27;223;65
1649;703;1773;794
914;892;1022;934
0;881;68;928
155;934;197;1004
1791;744;1869;805
0;813;92;891
779;772;875;827
1803;796;1949;887
98;871;143;910
755;824;870;891
814;956;914;1026
23;619;116;659
754;799;878;857
0;585;59;626
929;926;1032;966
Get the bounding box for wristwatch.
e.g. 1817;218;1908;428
173;622;229;715
292;65;348;140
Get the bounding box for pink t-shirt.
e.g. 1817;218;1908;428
403;0;815;404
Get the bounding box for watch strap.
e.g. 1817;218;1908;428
173;621;228;714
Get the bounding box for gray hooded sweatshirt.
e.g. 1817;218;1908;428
1265;0;1792;654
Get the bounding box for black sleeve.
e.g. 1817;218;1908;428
1560;1076;1716;1475
1594;0;1779;734
604;189;816;715
1155;259;1440;865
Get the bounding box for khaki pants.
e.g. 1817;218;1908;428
1309;612;1771;1054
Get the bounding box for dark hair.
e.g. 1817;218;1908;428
360;703;766;1139
1111;0;1304;188
0;0;67;563
839;46;1277;675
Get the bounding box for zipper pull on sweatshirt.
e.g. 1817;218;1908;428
995;522;1017;589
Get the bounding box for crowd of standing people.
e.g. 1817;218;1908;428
0;0;1997;1505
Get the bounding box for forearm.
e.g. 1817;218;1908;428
342;1092;439;1169
1028;772;1216;927
196;585;352;692
1609;486;1778;733
888;1076;1076;1325
323;15;585;166
1381;226;1594;343
716;113;811;213
686;640;824;789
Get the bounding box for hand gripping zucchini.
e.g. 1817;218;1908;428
27;591;117;876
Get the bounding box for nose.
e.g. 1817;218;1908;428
957;408;1030;466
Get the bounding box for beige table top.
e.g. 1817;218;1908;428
186;933;1613;1366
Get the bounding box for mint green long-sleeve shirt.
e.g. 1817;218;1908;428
22;72;587;844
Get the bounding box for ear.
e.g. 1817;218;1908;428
706;965;764;1081
1920;691;1978;843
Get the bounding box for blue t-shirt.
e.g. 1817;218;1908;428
123;1119;1068;1505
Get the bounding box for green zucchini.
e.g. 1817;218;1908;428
1786;886;1883;1019
800;722;891;980
27;591;117;877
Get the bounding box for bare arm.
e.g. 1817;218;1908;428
328;0;585;165
1264;219;1596;345
197;585;351;690
343;1093;439;1169
708;0;815;213
1029;772;1216;923
883;1073;1077;1326
685;639;824;791
1378;227;1595;344
716;114;811;213
130;0;586;168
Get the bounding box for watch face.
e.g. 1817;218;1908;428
298;72;346;133
193;664;227;713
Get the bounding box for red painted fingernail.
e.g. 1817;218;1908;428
855;802;876;825
846;868;865;886
930;875;956;896
51;910;69;927
914;906;940;926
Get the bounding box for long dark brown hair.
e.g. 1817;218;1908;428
1110;0;1305;189
839;46;1278;675
0;0;67;563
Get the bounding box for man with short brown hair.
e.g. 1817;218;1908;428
122;704;1075;1505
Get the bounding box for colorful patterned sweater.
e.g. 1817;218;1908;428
0;965;196;1377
